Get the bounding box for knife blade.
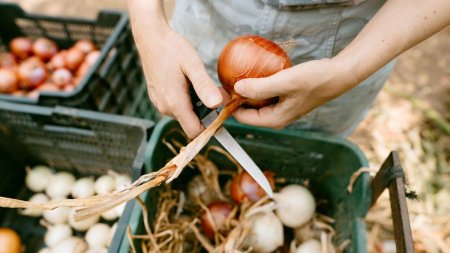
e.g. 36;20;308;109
201;110;273;198
189;87;273;198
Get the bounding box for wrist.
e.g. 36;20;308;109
127;0;171;40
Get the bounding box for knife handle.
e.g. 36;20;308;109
189;85;213;120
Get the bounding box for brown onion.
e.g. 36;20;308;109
217;35;292;108
0;69;18;94
0;227;22;253
65;48;85;71
0;53;17;69
17;57;48;89
201;201;233;240
73;40;97;54
32;38;58;61
51;68;73;87
10;37;33;60
230;170;275;204
47;51;66;71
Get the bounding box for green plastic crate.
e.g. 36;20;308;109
0;101;154;253
112;117;372;253
0;3;158;121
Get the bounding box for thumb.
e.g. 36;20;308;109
234;75;282;100
183;55;223;108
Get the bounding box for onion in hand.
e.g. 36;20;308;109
218;35;292;108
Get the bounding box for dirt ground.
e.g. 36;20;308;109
4;0;449;252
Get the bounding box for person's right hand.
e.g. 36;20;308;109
127;0;223;138
141;30;223;138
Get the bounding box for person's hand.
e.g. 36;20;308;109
232;58;357;129
138;29;224;138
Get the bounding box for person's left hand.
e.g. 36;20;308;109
232;58;357;129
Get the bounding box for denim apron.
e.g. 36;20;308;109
171;0;395;137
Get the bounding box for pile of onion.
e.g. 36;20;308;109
0;37;100;98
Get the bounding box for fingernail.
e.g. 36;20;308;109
206;92;221;107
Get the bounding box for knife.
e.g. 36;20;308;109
190;87;273;198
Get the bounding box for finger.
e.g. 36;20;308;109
182;55;223;108
232;102;291;129
172;96;205;139
234;72;286;100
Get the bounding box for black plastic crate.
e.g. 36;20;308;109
0;101;154;253
0;3;158;120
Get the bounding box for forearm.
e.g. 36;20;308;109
126;0;170;45
334;0;450;88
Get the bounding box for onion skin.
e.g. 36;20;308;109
217;35;292;108
65;48;85;71
230;171;275;204
0;53;17;69
47;51;66;71
201;201;233;240
51;68;73;87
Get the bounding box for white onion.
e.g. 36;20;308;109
43;206;70;224
114;174;131;191
101;208;118;221
71;177;95;198
94;175;115;195
291;239;322;253
21;193;49;217
114;202;126;217
274;185;316;228
244;212;284;253
44;224;72;247
51;237;88;253
68;208;99;231
85;223;110;248
38;248;51;253
46;172;76;199
107;222;118;247
85;248;107;253
26;165;53;192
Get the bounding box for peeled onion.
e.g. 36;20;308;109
274;185;316;228
218;35;292;108
71;177;95;199
85;223;110;249
94;175;115;195
68;208;99;232
85;248;107;253
50;237;88;253
101;208;118;221
230;171;275;204
20;193;49;217
44;224;72;247
45;172;76;199
43;206;70;224
244;212;284;253
25;165;53;192
187;175;215;205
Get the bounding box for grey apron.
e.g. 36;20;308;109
172;0;395;137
